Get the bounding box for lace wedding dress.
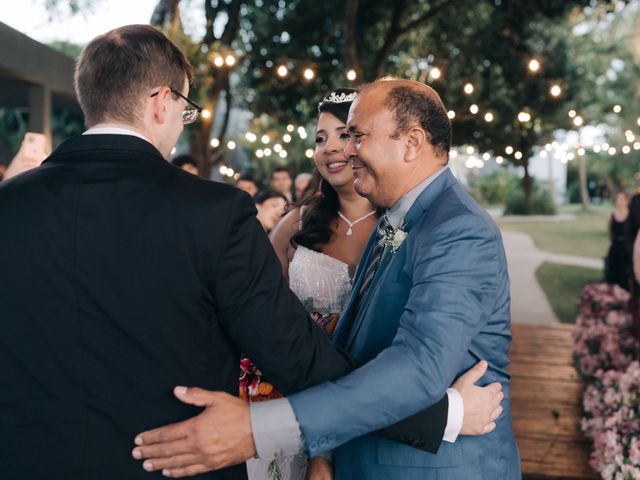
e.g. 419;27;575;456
246;245;353;480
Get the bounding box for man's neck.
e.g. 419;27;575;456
390;161;447;207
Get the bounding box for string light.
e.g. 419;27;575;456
201;109;211;119
634;142;640;150
568;110;576;118
573;115;584;127
287;124;294;132
622;145;631;154
213;56;224;67
305;149;314;158
550;85;562;97
608;147;616;155
470;104;479;114
303;68;315;80
430;68;442;80
578;147;586;156
256;149;264;158
447;110;456;119
261;134;270;144
283;134;292;143
514;151;523;160
593;145;602;153
279;150;288;159
346;69;357;81
613;105;621;113
464;83;474;95
273;143;283;153
227;141;236;150
219;165;228;175
277;65;288;77
540;150;548;159
245;132;256;142
210;138;220;148
484;112;494;122
264;148;272;156
517;111;531;122
496;156;504;164
225;55;236;66
466;146;475;154
505;146;514;155
226;168;235;177
528;59;541;72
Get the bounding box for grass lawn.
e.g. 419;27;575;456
535;261;603;324
497;204;611;259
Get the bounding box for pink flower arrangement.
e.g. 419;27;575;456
573;283;640;479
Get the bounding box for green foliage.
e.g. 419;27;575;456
468;169;521;206
504;188;556;215
47;40;84;59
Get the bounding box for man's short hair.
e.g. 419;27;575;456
271;166;291;179
237;173;257;185
75;24;193;127
378;84;452;157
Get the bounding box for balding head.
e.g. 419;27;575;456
359;79;452;159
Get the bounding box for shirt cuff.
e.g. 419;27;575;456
443;387;464;443
249;398;304;460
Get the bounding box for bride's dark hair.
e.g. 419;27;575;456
293;88;358;251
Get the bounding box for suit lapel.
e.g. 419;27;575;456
339;169;459;351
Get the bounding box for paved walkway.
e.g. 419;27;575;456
501;230;603;325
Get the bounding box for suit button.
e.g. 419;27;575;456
308;441;318;451
328;434;337;444
319;437;327;448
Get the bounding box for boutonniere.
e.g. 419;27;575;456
384;227;408;253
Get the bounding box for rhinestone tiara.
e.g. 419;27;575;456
320;91;358;105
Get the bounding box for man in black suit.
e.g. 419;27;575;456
0;25;499;480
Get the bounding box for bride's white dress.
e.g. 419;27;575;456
246;245;353;480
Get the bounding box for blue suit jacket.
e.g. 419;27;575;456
288;169;521;479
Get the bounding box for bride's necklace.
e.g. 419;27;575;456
337;210;376;236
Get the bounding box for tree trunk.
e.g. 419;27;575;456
522;160;533;205
578;155;590;209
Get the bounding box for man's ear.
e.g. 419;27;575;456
404;126;427;163
149;87;170;124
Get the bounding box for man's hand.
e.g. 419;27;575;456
132;387;256;477
305;456;333;480
453;360;504;435
4;132;49;180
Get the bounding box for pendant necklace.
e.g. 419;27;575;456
337;210;376;236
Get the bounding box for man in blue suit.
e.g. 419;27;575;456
135;79;520;479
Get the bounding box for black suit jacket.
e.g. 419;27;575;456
0;135;446;479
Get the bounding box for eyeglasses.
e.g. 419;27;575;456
150;87;203;125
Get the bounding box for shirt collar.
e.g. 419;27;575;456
386;166;449;229
83;126;151;144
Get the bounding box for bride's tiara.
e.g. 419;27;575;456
320;91;358;106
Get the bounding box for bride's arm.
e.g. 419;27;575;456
270;208;301;283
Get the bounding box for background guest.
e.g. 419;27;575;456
605;191;630;289
270;166;293;202
170;154;199;176
294;172;312;202
254;190;288;233
236;173;259;197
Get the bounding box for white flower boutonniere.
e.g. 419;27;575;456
384;227;408;253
